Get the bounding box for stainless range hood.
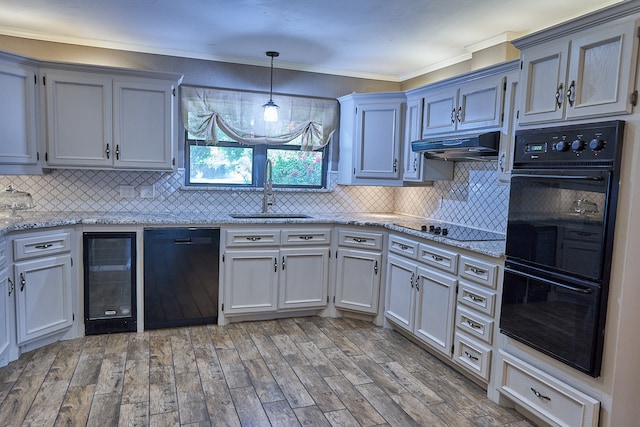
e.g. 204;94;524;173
411;131;500;161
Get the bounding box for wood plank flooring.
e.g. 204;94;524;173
0;317;534;426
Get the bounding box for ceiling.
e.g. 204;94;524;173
0;0;625;81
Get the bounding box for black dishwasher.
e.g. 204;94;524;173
143;228;219;329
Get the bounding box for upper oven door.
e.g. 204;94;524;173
506;169;612;281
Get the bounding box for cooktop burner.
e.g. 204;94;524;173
394;222;505;242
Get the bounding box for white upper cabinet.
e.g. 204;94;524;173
337;92;405;186
516;16;639;125
422;74;506;138
0;54;40;174
42;67;180;170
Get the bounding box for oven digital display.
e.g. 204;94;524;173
525;143;547;153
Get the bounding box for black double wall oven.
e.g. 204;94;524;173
500;121;624;377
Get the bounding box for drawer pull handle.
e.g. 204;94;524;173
531;387;551;401
298;236;314;240
468;294;484;303
8;277;14;296
374;261;378;275
246;236;262;241
352;237;368;243
468;267;487;275
399;244;409;250
35;243;53;249
465;318;482;329
464;351;479;361
431;255;444;262
20;273;26;292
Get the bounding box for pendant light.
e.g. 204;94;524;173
262;51;279;122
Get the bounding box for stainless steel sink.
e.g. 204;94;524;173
229;213;311;219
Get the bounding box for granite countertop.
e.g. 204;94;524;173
0;211;506;258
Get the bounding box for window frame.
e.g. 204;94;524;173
185;135;328;189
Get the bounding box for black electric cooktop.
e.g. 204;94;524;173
394;221;505;242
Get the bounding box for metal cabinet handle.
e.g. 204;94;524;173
374;261;378;275
566;80;575;107
352;237;367;243
274;258;278;272
464;318;482;329
106;143;110;159
555;83;564;108
20;272;26;292
531;387;551;401
298;235;313;240
456;106;462;122
432;255;444;262
8;277;14;296
413;157;417;172
410;272;414;288
464;351;479;361
35;243;53;249
451;108;456;124
468;293;484;303
468;267;487;276
393;158;397;172
246;236;262;241
398;243;409;250
115;144;120;160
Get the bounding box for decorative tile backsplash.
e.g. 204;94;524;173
0;161;509;233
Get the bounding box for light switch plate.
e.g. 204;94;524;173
140;185;156;199
119;185;135;199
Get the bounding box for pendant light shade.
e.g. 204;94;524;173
263;51;279;122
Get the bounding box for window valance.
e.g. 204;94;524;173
181;85;338;151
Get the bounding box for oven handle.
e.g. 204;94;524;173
506;267;594;294
511;174;604;181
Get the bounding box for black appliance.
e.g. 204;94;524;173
411;131;500;160
144;228;219;329
83;232;137;335
500;120;624;377
395;221;505;242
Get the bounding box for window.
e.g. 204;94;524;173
186;134;328;188
181;85;337;189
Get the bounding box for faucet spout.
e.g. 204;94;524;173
262;159;275;213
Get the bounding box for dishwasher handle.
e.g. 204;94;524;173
174;238;192;244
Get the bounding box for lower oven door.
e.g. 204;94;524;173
500;263;603;377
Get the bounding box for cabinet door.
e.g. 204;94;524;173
223;249;278;314
113;80;175;170
422;87;457;137
402;98;423;182
43;70;113;167
14;255;73;345
0;268;15;367
279;247;329;309
335;248;382;314
384;254;416;332
413;266;457;357
457;76;505;132
0;60;38;167
565;19;638;120
518;43;569;124
354;102;402;180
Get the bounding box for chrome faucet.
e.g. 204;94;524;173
262;159;276;213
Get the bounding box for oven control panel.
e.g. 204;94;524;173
514;121;624;165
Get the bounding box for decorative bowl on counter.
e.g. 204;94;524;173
0;185;35;221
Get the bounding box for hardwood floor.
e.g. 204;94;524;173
0;317;534;426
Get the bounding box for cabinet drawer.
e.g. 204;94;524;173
453;332;491;381
499;351;600;427
281;228;331;246
455;306;494;344
417;243;458;274
459;255;498;288
388;234;418;259
225;229;280;247
13;231;72;261
457;281;496;317
337;229;383;250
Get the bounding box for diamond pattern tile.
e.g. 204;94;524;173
1;161;508;232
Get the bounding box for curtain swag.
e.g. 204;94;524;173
181;85;338;151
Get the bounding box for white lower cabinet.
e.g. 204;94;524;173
221;227;330;317
334;228;384;315
14;255;73;344
386;251;457;357
499;351;600;427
